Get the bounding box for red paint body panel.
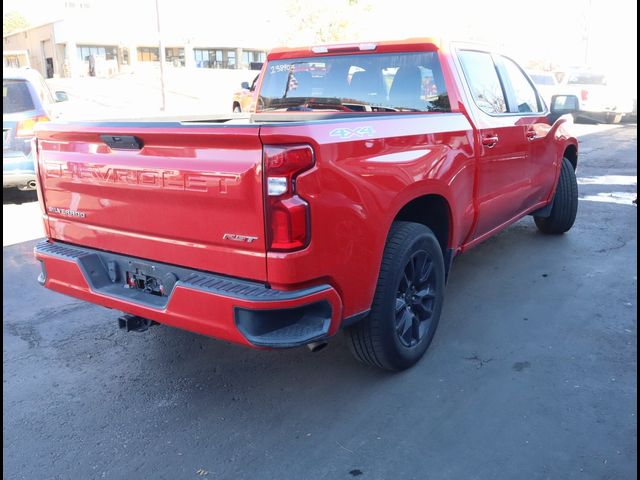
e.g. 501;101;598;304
33;39;578;347
37;125;268;281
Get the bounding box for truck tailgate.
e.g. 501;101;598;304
36;123;267;281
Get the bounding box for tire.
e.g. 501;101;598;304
534;157;578;234
346;221;445;371
233;104;241;113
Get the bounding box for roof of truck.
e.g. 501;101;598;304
268;37;443;60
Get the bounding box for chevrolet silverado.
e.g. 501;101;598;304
33;38;580;370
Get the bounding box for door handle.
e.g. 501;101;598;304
526;130;537;140
482;135;499;148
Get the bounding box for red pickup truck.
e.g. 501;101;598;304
33;38;579;370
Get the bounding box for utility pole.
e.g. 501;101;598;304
155;0;166;111
583;0;592;66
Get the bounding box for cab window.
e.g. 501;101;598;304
500;57;542;113
458;50;507;115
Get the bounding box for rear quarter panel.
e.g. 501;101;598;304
260;113;476;318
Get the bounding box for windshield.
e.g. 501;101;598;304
3;80;36;114
258;51;450;113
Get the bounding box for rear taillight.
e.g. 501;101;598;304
264;144;315;251
16;115;49;137
581;89;589;102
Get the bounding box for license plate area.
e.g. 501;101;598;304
119;261;178;297
124;261;177;297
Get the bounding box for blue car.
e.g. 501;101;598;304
3;68;67;191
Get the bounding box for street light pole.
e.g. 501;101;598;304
155;0;166;111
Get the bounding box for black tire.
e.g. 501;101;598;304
233;104;241;113
534;157;578;234
347;221;445;371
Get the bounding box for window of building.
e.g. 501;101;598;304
165;47;185;66
137;47;159;62
77;45;117;61
458;50;507;114
194;48;236;69
4;55;21;68
500;56;542;113
242;50;267;66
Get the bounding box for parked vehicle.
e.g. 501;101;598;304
528;70;560;108
3;68;67;191
33;38;579;370
554;68;634;123
232;69;263;113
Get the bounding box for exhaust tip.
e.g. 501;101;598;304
27;180;37;189
307;341;328;353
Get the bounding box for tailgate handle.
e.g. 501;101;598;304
100;135;143;150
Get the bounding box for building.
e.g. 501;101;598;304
2;1;269;78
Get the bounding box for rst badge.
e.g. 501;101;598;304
47;207;86;218
222;233;258;243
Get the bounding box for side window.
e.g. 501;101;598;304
501;57;542;113
458;50;507;114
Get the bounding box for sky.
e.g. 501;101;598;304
4;0;637;88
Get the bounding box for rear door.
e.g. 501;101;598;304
496;56;556;205
37;122;268;281
456;49;533;239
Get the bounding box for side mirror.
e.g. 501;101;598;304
240;82;250;90
55;91;69;102
549;94;579;123
550;94;579;113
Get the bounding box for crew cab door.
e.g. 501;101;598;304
495;55;557;205
456;49;534;239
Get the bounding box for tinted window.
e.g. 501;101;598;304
258;52;450;113
3;80;36;114
458;50;507;114
501;57;542;113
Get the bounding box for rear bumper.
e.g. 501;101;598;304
3;171;37;189
3;152;36;189
34;241;343;348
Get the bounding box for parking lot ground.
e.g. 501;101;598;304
3;124;637;479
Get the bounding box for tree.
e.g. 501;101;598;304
3;11;30;36
280;0;372;45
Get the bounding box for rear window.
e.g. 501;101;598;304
258;51;450;113
567;73;607;85
3;80;36;114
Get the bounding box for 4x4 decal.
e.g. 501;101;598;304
329;126;376;139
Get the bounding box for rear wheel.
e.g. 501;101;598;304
534;157;578;234
347;221;445;370
233;104;241;113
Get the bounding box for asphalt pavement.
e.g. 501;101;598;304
3;124;637;479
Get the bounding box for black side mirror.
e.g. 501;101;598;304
240;82;250;90
55;91;69;102
548;94;579;123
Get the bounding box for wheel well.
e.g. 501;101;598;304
233;101;241;110
564;145;578;170
394;195;451;253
